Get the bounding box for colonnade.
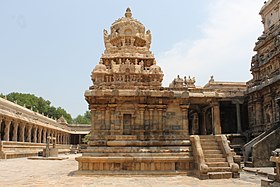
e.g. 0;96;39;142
0;117;70;144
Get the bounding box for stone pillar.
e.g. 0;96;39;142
19;124;25;142
180;106;189;134
12;121;19;141
27;125;32;142
60;133;63;144
33;126;38;143
42;128;47;143
235;103;242;133
56;132;60;144
38;127;42;143
4;119;12;141
63;134;66;144
68;135;70;144
47;129;51;139
66;134;69;144
212;102;221;134
201;109;207;135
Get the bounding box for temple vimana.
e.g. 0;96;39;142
1;0;280;182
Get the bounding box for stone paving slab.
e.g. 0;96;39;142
243;167;275;176
0;154;263;186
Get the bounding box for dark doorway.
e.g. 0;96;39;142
123;114;132;135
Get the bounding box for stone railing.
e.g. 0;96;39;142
252;127;280;167
190;135;208;179
215;135;239;177
243;122;280;166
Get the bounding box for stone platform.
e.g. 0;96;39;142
76;135;194;175
76;135;240;179
0;154;261;186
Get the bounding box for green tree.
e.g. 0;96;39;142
4;92;72;123
73;111;91;124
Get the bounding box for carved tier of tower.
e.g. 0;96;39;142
91;8;163;90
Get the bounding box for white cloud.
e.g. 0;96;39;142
158;0;263;87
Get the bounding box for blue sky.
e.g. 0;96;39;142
0;0;264;117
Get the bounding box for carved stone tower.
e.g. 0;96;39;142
90;8;163;90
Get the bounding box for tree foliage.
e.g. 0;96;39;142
72;111;91;124
1;92;72;123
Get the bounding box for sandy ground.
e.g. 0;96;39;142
0;154;264;187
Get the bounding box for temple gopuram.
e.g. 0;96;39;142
76;8;244;179
243;0;280;168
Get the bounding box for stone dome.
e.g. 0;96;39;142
149;64;162;74
93;63;107;73
110;8;145;36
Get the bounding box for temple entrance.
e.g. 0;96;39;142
123;114;132;135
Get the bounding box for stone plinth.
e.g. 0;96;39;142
43;148;58;157
76;137;194;174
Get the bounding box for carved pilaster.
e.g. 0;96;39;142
149;108;154;130
180;105;189;134
91;108;96;132
158;109;163;132
105;107;111;130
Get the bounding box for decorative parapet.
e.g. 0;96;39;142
190;135;209;179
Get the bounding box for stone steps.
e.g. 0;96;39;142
201;145;220;150
206;162;229;167
204;153;224;158
199;136;234;179
205;157;227;163
244;161;254;167
208;167;231;172
208;172;232;179
204;150;222;154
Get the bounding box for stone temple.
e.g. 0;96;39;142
75;8;243;179
1;1;280;183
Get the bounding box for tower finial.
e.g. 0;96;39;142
125;7;132;18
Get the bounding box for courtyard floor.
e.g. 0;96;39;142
0;154;265;187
